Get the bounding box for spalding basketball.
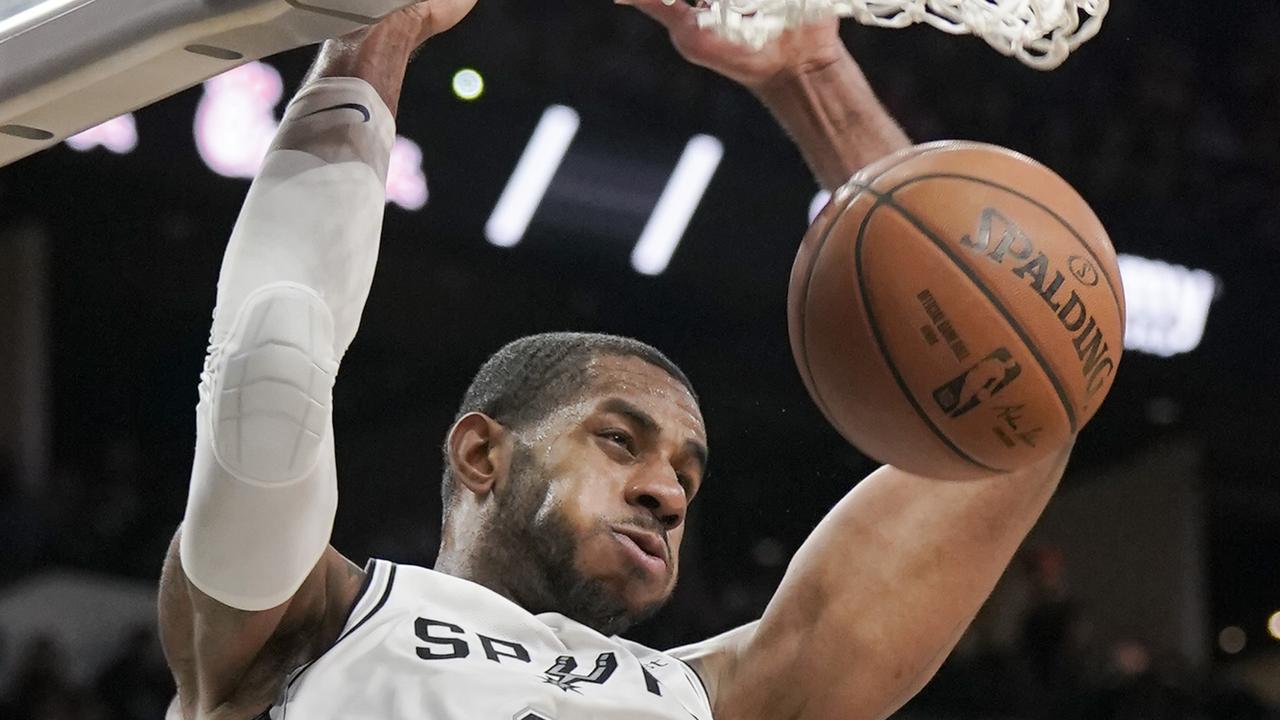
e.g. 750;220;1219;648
788;141;1125;479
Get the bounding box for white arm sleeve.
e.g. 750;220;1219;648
180;77;395;611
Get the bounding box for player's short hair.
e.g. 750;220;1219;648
441;332;698;513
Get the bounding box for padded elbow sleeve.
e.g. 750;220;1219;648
181;283;339;610
179;76;394;611
210;282;336;485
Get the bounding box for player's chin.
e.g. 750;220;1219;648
621;561;675;599
629;563;679;616
608;578;673;626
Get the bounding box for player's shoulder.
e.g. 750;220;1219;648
620;637;703;679
613;635;670;659
320;549;374;628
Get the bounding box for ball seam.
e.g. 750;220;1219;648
874;187;1080;435
854;193;1010;474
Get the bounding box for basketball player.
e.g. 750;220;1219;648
159;2;1075;719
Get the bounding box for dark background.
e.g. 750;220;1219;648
1;0;1277;717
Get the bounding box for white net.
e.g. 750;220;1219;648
682;0;1109;70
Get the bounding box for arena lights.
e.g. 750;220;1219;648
451;68;484;101
808;190;1216;357
1268;611;1280;641
43;80;1219;302
64;113;137;154
387;136;429;211
485;105;580;248
483;106;722;271
632;134;723;276
194;61;281;179
1117;254;1216;357
192;61;428;212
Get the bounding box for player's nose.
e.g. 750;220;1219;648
624;461;686;531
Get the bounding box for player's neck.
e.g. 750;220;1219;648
433;548;521;605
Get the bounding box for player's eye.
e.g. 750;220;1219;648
599;430;635;455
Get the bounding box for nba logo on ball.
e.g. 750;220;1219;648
931;348;1022;419
788;141;1126;480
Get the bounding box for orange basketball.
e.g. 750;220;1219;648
788;141;1125;479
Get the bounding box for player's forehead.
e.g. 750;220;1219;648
582;355;706;440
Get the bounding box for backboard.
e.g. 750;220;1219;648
0;0;416;167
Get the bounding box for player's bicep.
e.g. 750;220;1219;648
159;529;356;715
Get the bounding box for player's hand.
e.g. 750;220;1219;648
619;0;846;91
391;0;478;46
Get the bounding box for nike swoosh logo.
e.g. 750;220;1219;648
302;102;371;123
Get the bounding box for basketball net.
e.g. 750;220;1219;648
680;0;1109;70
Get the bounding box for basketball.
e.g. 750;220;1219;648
788;141;1126;479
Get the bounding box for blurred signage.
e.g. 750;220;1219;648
190;61;427;210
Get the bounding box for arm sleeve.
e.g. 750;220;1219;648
179;77;394;611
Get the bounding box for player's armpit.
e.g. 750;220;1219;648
666;621;759;712
159;531;365;718
707;445;1071;720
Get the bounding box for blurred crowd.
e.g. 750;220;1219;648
897;549;1278;720
0;630;171;720
1;543;1274;720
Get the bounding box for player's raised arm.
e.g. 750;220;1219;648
623;0;910;189
667;446;1072;720
634;9;1081;719
158;3;475;718
699;447;1073;720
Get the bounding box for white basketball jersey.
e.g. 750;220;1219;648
264;559;714;720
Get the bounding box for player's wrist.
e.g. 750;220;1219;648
327;21;418;74
752;47;910;188
309;20;418;115
749;44;855;102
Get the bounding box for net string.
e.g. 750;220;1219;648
677;0;1109;69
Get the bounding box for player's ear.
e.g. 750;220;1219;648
447;412;512;498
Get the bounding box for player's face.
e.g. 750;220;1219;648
507;355;707;633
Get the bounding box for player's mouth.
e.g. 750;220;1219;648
611;526;668;576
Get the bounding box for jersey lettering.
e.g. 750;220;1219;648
641;666;663;696
411;616;672;699
278;563;714;720
415;618;469;660
479;634;532;664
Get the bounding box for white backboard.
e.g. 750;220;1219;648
0;0;416;167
